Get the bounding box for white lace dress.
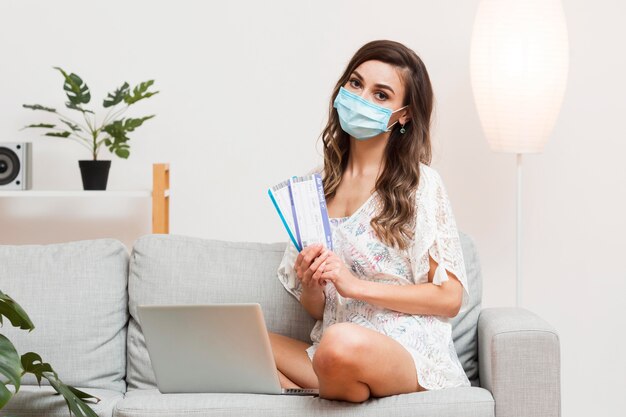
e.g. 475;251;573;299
276;163;471;390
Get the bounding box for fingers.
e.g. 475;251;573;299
303;252;329;287
319;260;340;282
311;257;328;285
295;244;337;290
318;257;342;286
309;247;330;275
295;244;324;280
300;244;328;287
296;245;311;281
295;243;324;268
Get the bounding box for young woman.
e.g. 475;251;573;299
271;39;471;403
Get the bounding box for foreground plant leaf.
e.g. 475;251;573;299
0;334;22;408
22;352;100;417
1;292;99;416
0;290;34;331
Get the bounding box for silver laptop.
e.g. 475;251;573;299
137;303;319;396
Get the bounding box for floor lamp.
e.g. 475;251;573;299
469;0;569;308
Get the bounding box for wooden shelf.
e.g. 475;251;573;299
0;163;170;234
0;190;153;197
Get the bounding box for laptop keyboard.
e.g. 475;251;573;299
284;388;319;395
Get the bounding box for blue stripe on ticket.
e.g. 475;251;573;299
267;188;302;252
287;180;302;250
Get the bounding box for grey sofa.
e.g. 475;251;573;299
0;232;560;417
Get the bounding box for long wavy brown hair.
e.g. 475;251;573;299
318;40;434;251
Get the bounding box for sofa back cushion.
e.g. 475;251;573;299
0;239;129;393
127;232;481;390
453;231;482;385
126;234;316;390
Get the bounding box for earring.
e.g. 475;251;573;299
400;123;406;134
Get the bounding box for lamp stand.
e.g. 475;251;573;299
516;153;523;308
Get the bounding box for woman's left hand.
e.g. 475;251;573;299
317;250;363;299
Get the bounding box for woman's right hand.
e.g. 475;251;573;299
295;243;330;291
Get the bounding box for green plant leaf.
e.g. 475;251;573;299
21;352;56;386
65;101;94;115
20;353;100;416
21;123;56;130
102;120;129;142
46;376;100;417
123;80;159;105
0;382;14;412
22;104;56;112
44;131;72;138
101;115;154;159
124;115;155;131
114;147;130;159
53;67;91;105
59;119;82;132
0;290;34;331
103;82;130;108
0;334;22;408
66;385;100;402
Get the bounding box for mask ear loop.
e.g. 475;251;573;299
385;120;408;133
386;105;409;132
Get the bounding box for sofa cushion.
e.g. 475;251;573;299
0;239;129;393
452;231;482;385
126;234;317;390
0;385;123;417
114;387;494;417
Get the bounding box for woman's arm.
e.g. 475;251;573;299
300;286;325;320
321;251;463;318
354;255;463;317
355;278;462;318
294;243;328;320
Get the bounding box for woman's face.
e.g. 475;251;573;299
343;59;410;128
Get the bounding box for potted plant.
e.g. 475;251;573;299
1;290;100;416
21;67;158;190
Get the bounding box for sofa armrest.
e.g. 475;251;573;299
478;307;561;417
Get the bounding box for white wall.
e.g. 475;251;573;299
1;1;624;415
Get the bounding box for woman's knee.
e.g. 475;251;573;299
313;323;369;376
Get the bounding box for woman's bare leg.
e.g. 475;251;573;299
313;323;424;402
277;369;301;388
268;331;319;389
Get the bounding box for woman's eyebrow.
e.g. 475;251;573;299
352;71;395;95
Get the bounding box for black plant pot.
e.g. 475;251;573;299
78;160;111;190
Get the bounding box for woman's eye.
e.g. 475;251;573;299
375;92;388;101
349;78;361;88
347;78;387;100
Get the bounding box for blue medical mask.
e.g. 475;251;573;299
333;86;408;140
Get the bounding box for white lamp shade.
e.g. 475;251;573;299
470;0;569;153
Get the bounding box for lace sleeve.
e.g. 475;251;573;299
427;170;471;315
277;240;303;302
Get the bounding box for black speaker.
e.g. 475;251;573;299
0;142;32;190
